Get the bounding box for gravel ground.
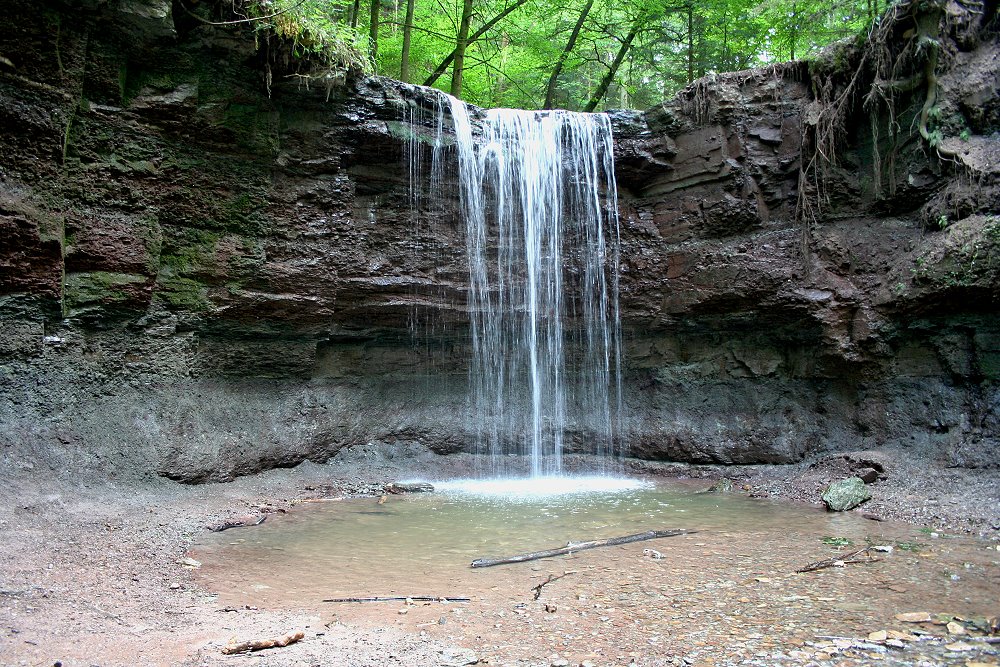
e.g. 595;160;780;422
1;446;997;667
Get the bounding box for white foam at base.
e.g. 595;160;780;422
432;476;652;500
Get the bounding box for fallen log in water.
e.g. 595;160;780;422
470;529;694;568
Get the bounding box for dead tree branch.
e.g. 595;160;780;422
531;571;576;600
222;629;305;654
796;546;879;573
471;529;694;568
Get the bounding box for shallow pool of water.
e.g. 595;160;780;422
191;477;1000;665
193;477;925;604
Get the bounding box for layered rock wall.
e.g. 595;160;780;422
1;0;996;481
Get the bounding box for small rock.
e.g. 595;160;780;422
439;648;478;666
821;477;872;511
895;611;932;623
857;468;879;484
178;557;201;569
946;621;967;635
706;478;734;493
868;630;888;641
385;482;434;494
943;641;974;652
168;583;181;590
398;608;408;615
551;659;569;667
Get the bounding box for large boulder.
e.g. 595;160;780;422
821;477;872;511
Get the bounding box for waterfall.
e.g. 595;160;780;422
411;92;623;478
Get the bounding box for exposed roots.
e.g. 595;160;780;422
798;0;985;228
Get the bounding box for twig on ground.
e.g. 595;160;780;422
531;571;576;600
796;546;879;573
221;629;305;655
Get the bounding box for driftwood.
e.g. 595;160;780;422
796;546;879;573
210;516;266;532
221;629;305;654
322;596;470;603
531;571;575;600
471;529;694;568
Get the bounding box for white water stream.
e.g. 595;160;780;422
413;94;624;478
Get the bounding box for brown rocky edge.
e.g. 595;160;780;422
0;0;997;484
1;447;997;666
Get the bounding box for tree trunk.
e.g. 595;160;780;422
423;0;529;87
695;13;705;78
450;0;473;97
789;2;798;60
686;3;694;84
543;0;594;110
583;22;640;112
369;0;380;61
350;0;361;28
400;0;415;82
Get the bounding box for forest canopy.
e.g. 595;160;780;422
236;0;884;109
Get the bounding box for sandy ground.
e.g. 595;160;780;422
1;446;998;667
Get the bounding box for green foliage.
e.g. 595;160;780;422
253;0;879;109
245;0;371;72
821;536;853;546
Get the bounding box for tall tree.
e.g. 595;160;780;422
369;0;381;60
451;0;474;97
400;0;416;82
543;0;595;109
583;17;642;111
423;0;530;87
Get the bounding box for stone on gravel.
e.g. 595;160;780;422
895;612;932;623
821;477;872;511
439;647;479;666
386;482;435;494
857;468;879;484
706;478;734;493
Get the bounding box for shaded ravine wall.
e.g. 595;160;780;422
1;0;997;482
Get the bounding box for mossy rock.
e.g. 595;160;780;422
706;478;735;493
63;271;147;309
821;477;872;511
154;275;211;311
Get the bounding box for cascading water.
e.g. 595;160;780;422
411;92;623;479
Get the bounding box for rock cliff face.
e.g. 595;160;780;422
1;0;997;482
